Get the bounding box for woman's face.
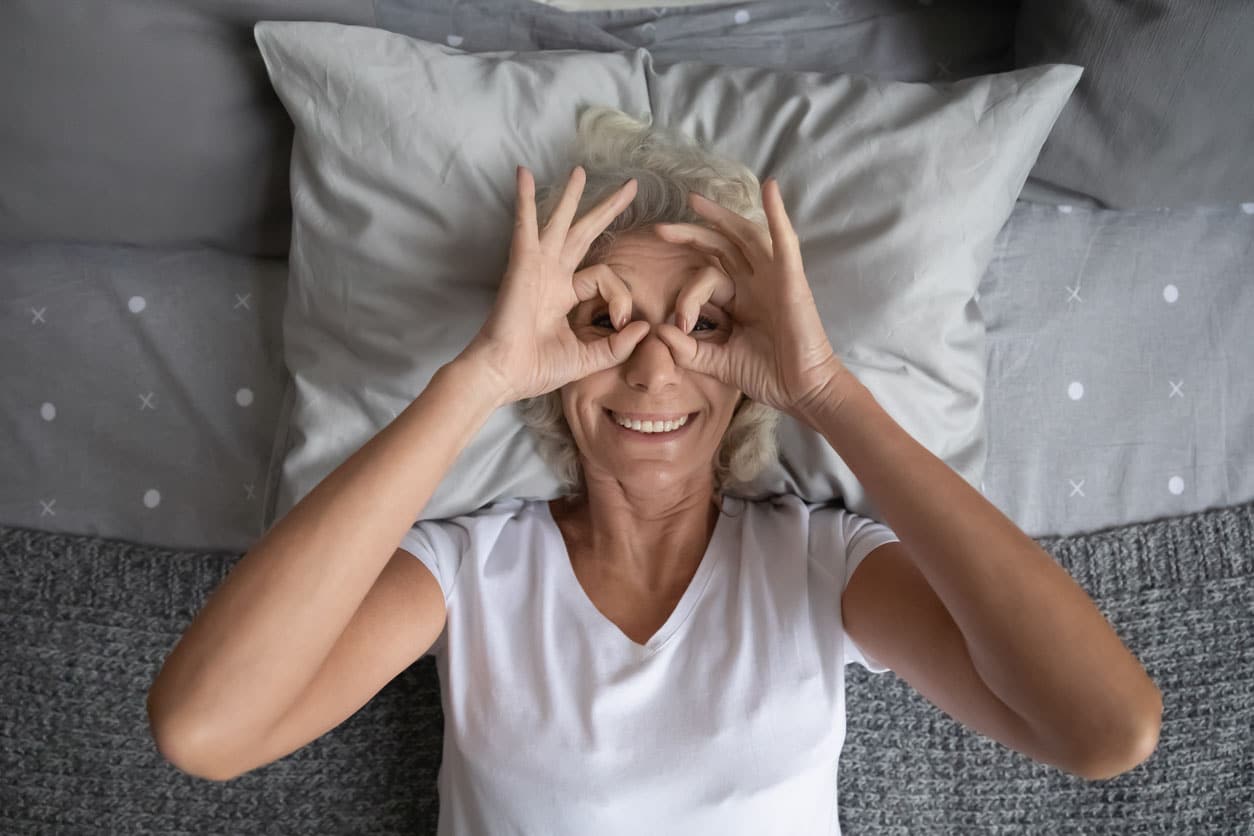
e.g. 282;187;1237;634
560;229;744;494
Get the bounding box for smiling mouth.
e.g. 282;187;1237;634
604;408;698;434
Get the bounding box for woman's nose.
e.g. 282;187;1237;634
624;327;680;390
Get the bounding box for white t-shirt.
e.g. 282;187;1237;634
398;493;899;836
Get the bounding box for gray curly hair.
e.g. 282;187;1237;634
516;105;782;497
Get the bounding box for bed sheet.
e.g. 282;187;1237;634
4;199;1250;554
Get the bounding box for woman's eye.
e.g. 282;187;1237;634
590;312;619;330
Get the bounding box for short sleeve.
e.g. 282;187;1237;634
809;502;901;674
397;517;469;606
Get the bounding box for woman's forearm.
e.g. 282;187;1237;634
147;352;507;755
797;374;1163;774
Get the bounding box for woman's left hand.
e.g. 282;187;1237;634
651;178;852;419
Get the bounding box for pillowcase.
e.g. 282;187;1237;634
253;20;1080;528
1015;0;1254;208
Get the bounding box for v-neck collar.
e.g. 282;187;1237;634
541;495;734;655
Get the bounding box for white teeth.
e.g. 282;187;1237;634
612;412;689;433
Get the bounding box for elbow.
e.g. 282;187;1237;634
1078;693;1164;782
148;696;238;783
151;723;240;783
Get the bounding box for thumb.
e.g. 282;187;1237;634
654;322;729;382
580;319;650;374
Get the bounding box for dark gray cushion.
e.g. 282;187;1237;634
1;0;1019;257
1015;0;1254;208
0;1;375;257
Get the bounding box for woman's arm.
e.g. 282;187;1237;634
146;350;507;760
146;162;643;776
797;373;1163;777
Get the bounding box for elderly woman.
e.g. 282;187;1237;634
148;109;1162;832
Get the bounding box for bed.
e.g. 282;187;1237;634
3;0;1251;832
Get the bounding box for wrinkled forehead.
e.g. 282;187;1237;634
598;230;714;299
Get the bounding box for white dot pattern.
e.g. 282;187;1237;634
974;195;1254;530
17;268;292;542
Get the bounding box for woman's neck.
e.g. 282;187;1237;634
549;489;721;593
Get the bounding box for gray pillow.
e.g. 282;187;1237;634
0;0;375;256
254;20;1080;528
1016;0;1254;208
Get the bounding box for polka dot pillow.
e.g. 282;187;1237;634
253;20;1080;526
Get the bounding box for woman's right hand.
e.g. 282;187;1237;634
462;164;651;404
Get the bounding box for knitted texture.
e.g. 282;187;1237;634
2;500;1251;834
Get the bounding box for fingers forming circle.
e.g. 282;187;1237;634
674;265;736;333
571;263;634;329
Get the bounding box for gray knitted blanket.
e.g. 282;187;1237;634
2;500;1251;835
